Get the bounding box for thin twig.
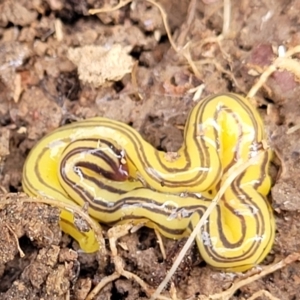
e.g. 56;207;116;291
88;0;132;14
222;0;231;37
175;0;197;48
86;224;172;300
210;252;300;300
5;223;25;257
247;45;300;99
247;290;281;300
145;0;179;53
155;228;166;260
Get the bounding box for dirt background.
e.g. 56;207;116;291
0;0;300;299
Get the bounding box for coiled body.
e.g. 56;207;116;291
22;93;275;271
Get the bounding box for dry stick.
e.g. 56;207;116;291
87;224;171;300
145;0;178;54
0;185;7;194
287;122;300;134
191;0;231;50
169;283;178;300
107;226;157;298
222;0;231;37
178;0;232;79
175;0;203;79
88;0;179;54
88;0;132;14
247;45;300;99
5;223;25;257
284;44;300;57
182;0;233;80
247;290;281;300
210;252;300;300
181;43;202;79
194;58;242;91
175;0;197;48
86;273;120;300
150;150;265;300
54;18;63;41
131;61;143;100
155;228;167;260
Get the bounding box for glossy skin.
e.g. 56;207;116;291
22;93;275;271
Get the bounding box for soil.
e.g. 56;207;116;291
0;0;300;299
